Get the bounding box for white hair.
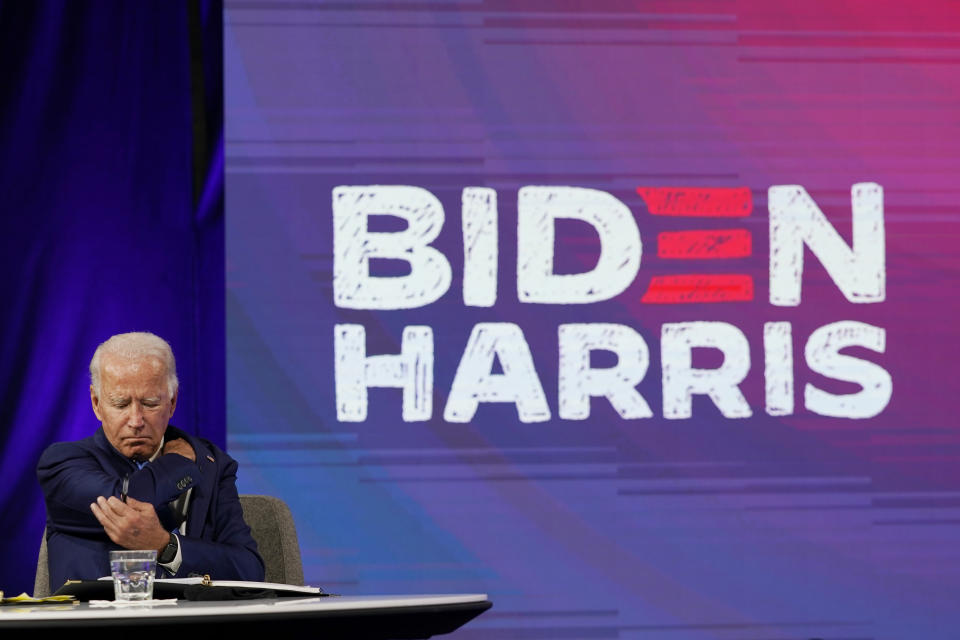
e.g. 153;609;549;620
89;332;179;398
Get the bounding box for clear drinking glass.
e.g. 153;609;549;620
109;550;157;601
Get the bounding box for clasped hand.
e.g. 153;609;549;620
162;437;195;461
90;496;168;553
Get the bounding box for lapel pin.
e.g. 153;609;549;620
206;455;215;463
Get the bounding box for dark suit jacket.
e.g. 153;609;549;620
37;425;265;589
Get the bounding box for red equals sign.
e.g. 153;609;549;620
636;186;754;304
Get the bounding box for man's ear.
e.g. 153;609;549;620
169;390;178;416
90;385;103;422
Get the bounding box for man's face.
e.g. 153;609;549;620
91;354;177;461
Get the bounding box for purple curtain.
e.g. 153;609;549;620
0;0;224;595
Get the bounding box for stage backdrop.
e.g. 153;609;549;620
224;1;960;638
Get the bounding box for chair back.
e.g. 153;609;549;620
34;529;50;598
239;494;305;586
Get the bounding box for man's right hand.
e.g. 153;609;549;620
162;438;196;462
91;496;170;553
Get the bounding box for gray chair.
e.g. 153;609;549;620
33;530;50;597
33;493;304;596
239;494;305;586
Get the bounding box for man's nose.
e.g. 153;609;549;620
128;403;145;427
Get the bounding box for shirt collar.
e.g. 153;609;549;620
147;437;165;463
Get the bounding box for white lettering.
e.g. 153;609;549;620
804;321;891;419
333;185;452;309
764;321;794;416
661;322;752;419
334;324;433;421
769;182;885;306
517;186;641;304
558;323;652;420
462;187;498;307
444;323;550;423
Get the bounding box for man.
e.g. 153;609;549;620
37;332;264;589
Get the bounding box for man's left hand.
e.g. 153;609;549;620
162;438;196;462
90;495;169;553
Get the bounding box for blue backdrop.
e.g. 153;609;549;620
224;1;960;639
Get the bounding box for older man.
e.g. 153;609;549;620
37;332;264;589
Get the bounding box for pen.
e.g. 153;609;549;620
121;475;129;503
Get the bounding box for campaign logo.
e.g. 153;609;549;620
331;183;888;423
